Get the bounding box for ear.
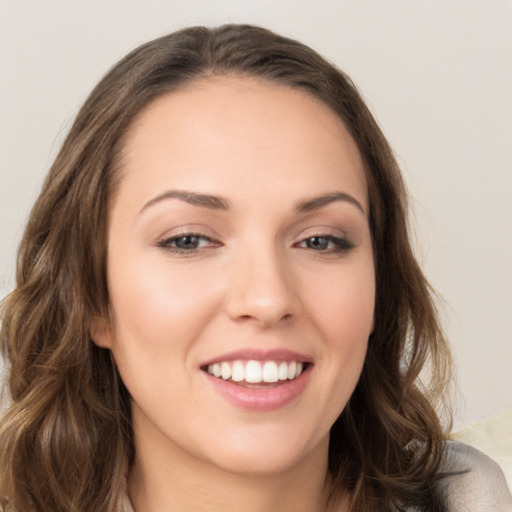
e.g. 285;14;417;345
89;315;113;349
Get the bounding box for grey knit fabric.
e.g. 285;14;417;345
437;441;512;511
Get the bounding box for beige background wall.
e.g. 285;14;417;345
1;0;511;429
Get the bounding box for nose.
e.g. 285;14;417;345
225;244;302;328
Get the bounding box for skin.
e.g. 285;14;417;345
92;76;375;512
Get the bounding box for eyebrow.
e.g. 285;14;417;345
140;190;231;213
295;192;366;215
140;189;365;215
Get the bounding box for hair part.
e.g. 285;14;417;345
0;24;452;512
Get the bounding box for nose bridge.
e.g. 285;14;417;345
226;236;299;327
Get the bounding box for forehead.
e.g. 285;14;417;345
117;76;368;210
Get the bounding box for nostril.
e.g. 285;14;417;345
224;273;301;327
235;312;294;326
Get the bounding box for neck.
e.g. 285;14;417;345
128;435;335;512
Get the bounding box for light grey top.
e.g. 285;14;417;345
121;441;512;511
435;441;512;512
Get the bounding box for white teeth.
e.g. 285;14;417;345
245;360;262;383
287;361;297;380
278;361;288;380
206;360;306;383
212;363;222;378
262;361;278;383
221;362;231;380
231;361;245;382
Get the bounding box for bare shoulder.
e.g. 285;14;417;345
438;441;512;512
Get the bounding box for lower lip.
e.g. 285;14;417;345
203;367;312;412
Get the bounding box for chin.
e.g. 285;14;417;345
209;450;309;477
198;426;329;477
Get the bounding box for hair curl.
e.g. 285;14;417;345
0;24;452;512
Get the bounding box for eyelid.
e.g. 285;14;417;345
153;224;223;254
158;233;217;245
295;234;353;249
155;233;223;257
293;225;349;242
292;226;356;254
154;224;219;243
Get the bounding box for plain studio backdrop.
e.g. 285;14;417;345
0;0;511;430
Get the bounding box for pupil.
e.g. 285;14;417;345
308;237;328;250
177;235;198;249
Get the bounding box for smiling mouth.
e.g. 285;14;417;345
201;360;309;387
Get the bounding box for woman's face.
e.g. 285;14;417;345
93;77;375;477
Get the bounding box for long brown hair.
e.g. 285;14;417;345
0;24;452;511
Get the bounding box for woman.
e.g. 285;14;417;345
0;24;510;512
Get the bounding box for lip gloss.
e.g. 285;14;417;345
202;366;311;412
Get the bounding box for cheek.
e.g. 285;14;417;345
291;262;374;442
106;255;223;364
105;257;228;424
303;259;375;393
306;261;375;342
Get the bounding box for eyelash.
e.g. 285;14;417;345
156;234;218;254
295;235;354;254
156;233;354;256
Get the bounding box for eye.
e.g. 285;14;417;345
297;235;354;253
157;234;220;253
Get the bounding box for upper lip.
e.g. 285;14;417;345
200;348;313;367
